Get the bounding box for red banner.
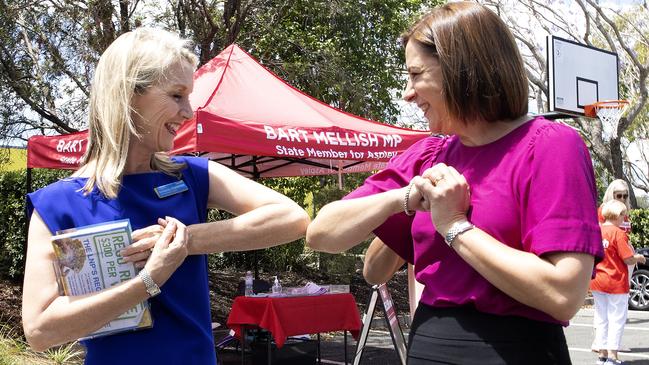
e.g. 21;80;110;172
27;131;87;169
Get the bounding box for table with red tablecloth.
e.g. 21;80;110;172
226;293;362;348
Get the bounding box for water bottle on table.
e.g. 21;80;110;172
271;276;282;296
244;271;254;296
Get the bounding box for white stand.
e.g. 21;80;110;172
353;283;407;365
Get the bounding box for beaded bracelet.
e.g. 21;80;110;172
404;182;416;216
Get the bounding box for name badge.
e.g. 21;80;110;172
154;180;188;199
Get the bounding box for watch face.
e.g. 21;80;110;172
149;286;161;297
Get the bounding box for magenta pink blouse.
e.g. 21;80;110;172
346;117;603;324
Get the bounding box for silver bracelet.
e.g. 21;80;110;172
404;182;415;216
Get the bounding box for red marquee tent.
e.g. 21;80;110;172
169;44;430;178
26;44;429;177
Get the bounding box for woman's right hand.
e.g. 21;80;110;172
404;176;432;212
416;163;471;235
143;217;188;287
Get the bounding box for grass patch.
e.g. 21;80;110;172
0;323;84;365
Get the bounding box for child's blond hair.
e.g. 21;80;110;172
601;200;627;221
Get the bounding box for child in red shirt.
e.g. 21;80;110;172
591;200;646;365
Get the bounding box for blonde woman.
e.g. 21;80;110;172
599;179;636;290
22;28;309;364
598;179;632;232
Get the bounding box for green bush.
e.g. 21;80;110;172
0;169;70;281
629;208;649;249
0;169;373;280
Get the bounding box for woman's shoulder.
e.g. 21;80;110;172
27;178;89;225
173;155;209;171
390;134;447;165
526;117;583;147
30;177;84;199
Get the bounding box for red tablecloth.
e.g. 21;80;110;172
226;293;362;348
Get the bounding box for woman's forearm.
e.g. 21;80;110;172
451;228;594;322
24;278;149;351
306;189;405;253
187;203;310;255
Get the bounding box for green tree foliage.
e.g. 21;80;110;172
1;0;441;141
235;0;437;123
0;0;136;141
0;0;445;277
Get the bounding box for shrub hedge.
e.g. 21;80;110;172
0;169;367;281
7;168;648;282
629;208;649;248
0;168;70;280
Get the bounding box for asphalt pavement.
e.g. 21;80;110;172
321;308;649;365
217;308;649;365
566;308;649;365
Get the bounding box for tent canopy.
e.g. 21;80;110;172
27;44;430;177
171;44;429;178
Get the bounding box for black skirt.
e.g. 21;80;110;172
407;304;571;365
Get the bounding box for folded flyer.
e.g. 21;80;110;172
51;219;152;339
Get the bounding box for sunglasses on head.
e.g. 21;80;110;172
614;193;628;199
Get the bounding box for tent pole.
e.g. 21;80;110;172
21;167;33;289
252;156;260;280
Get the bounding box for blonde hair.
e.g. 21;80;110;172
602;179;631;210
601;200;627;221
82;27;198;198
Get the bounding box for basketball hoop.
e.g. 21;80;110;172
584;100;629;139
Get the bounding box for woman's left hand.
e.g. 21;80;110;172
119;219;167;269
415;163;471;235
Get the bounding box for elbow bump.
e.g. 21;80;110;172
305;226;323;250
282;205;310;230
295;209;311;229
305;230;343;254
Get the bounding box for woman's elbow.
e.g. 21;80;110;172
548;298;582;322
305;221;346;253
306;226;336;253
23;322;54;352
363;266;389;285
288;205;311;236
544;289;586;322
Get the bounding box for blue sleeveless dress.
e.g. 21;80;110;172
27;156;217;364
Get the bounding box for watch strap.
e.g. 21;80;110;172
444;220;474;247
139;268;161;297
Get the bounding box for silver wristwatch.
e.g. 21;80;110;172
138;268;161;297
444;220;474;247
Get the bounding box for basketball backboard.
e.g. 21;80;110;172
547;35;619;117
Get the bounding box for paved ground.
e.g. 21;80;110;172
566;308;649;365
217;308;649;364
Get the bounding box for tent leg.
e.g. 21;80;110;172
21;167;33;289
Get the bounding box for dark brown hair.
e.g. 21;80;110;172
401;1;528;123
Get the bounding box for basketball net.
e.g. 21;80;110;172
584;100;629;140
